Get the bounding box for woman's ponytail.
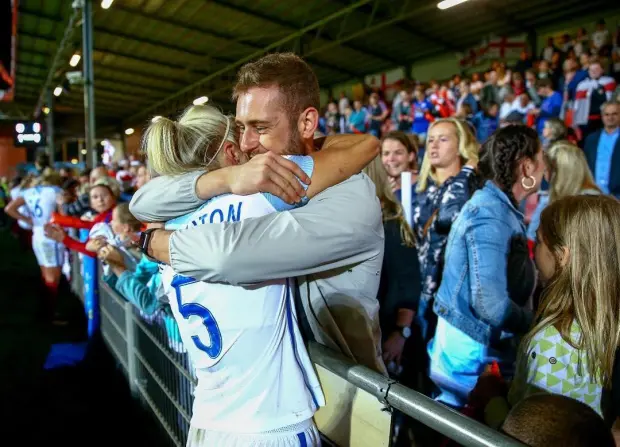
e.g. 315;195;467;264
143;117;180;176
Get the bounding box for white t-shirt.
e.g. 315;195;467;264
162;155;325;433
22;185;61;238
10;186;31;230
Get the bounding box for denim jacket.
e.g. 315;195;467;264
433;181;533;345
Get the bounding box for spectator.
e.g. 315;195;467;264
367;93;388;138
591;19;611;56
540;37;559;63
573;58;617;141
412;118;478;351
527;140;601;245
534;78;563;135
456;79;478;116
349;100;368;134
541;117;568;149
429;126;541;409
381;131;418;204
338;91;349;116
396;91;414;132
501;394;615;447
584;101;620;197
573;27;590;57
472;102;499;142
412;87;433;141
480;70;500;111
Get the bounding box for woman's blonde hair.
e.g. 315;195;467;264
546;141;600;202
416;118;479;192
143;104;237;176
524;195;620;388
364;156;415;247
33;168;63;187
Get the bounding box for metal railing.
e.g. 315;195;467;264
70;255;524;447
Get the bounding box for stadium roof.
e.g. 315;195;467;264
6;0;619;129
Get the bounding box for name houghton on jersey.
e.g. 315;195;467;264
185;202;243;228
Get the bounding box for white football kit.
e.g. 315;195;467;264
10;186;32;230
161;156;324;443
22;185;65;268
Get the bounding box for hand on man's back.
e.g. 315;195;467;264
226;152;311;205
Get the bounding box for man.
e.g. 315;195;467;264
584;101;620;198
573;58;617;141
533;78;563;135
131;53;386;374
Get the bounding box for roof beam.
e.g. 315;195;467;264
19;8;363;81
197;0;402;65
330;0;465;53
126;0;383;122
480;4;534;34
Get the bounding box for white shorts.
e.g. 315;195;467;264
32;234;66;268
187;419;320;447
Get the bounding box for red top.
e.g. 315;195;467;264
53;209;114;257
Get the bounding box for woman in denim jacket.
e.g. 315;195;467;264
412;118;479;346
428;125;545;409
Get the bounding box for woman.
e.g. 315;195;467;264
428;125;543;409
527;140;601;246
412;118;479;346
5;169;65;319
364;156;420;377
541;117;567;149
381;131;418;204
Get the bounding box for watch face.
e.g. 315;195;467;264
402;326;412;338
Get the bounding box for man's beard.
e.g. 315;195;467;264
286;126;305;155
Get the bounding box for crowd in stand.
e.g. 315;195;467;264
1;34;620;447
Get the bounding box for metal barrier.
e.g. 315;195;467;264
71;256;524;447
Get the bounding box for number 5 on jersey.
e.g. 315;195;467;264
171;274;222;359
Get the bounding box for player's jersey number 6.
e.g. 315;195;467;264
171;274;223;359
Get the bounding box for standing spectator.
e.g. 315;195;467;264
428;125;542;409
584;101;620;198
525;70;542;106
480;70;500;111
348;100;368;134
541;37;559;63
396;91;414;132
456;79;479;115
573;58;617;141
514;50;533;75
591;19;611;56
338;91;350;116
367;93;388;138
412;87;433;141
573;27;590;57
533;79;563;135
472;102;499;142
324;102;340;135
412;118;478;351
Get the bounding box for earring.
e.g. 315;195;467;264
521;175;536;190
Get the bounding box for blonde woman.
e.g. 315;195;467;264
412;117;479;346
142;104;379;446
526;140;601;245
5;169;65;320
476;195;620;428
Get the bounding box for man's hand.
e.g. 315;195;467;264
225;152;311;205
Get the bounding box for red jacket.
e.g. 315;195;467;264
52;209;114;257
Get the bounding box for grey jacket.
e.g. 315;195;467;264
130;171;387;374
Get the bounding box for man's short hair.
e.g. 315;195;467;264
602;101;619;113
502;394;615;447
536;78;553;90
232;52;320;119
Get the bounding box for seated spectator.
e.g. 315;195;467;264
501;394;615;447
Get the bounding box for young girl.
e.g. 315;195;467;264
44;176;120;256
477;195;620;427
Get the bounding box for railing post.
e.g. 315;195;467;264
125;301;138;396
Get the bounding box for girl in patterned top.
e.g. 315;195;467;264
477;195;620;428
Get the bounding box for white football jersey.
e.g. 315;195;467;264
162;156;325;433
10;186;32;230
22;185;61;236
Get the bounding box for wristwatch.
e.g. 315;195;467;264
138;228;159;259
396;325;412;339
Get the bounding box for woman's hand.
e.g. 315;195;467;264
98;245;126;269
43;224;66;242
86;236;107;253
382;332;406;366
